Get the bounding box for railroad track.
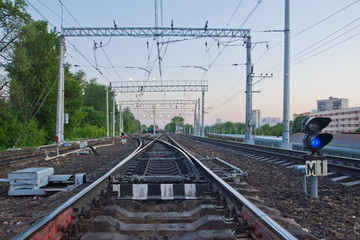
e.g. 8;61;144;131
184;135;360;186
0;138;116;167
13;135;303;240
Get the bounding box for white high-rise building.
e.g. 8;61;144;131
261;117;281;127
252;110;261;128
317;97;348;112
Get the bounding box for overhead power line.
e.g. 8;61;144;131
254;0;360;67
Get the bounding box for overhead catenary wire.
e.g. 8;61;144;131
253;0;360;70
25;0;56;28
187;0;248;102
260;16;360;77
58;0;123;83
195;0;263;112
30;0;116;84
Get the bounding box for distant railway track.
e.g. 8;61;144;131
13;135;302;240
0;138;116;167
184;135;360;183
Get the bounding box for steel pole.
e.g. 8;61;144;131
282;0;292;149
55;35;65;143
201;91;205;137
245;36;254;144
106;86;109;137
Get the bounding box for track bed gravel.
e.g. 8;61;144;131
172;135;360;240
0;139;137;239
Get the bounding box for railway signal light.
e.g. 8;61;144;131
301;117;333;155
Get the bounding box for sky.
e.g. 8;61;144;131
25;0;360;127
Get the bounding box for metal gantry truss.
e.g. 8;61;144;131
119;99;198;106
112;80;208;93
122;100;197;131
62;27;250;39
56;26;252;141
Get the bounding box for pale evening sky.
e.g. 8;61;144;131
26;0;360;127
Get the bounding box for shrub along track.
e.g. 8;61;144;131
171;135;360;240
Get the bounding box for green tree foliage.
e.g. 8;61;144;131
83;78;107;112
165;116;184;133
292;114;308;133
6;21;59;141
2;20;84;146
0;8;141;149
206;121;286;137
206;122;245;134
184;124;193;134
122;107;139;133
0;0;30;66
81;106;106;128
82;79;121;135
63;66;84;140
0;115;45;150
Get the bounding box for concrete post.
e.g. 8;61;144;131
55;35;65;143
197;98;200;136
153;106;156;135
193;104;197;136
112;92;115;137
106;86;109;137
119;105;122;136
201;90;205;137
282;0;292;150
310;176;318;198
245;36;254;145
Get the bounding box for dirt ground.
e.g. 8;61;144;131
171;135;360;240
0;139;138;239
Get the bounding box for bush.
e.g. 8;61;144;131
73;124;106;139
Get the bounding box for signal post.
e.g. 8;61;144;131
301;117;333;198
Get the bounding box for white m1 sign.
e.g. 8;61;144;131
306;160;328;177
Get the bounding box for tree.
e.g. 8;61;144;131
5;20;60;145
63;66;85;139
165;116;184;133
184;124;193;134
122;107;139;133
0;0;30;66
83;78;107;112
293;114;308;133
5;20;84;144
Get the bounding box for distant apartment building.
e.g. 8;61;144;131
216;118;222;125
261;117;281;127
252;110;261;128
310;106;360;133
317;97;348;112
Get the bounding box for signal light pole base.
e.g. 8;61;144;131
304;155;327;199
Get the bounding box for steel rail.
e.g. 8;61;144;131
14;137;163;239
169;136;296;240
185;135;360;177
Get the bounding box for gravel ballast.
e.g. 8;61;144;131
0;139;138;239
171;135;360;240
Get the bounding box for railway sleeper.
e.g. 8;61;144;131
70;197;243;240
